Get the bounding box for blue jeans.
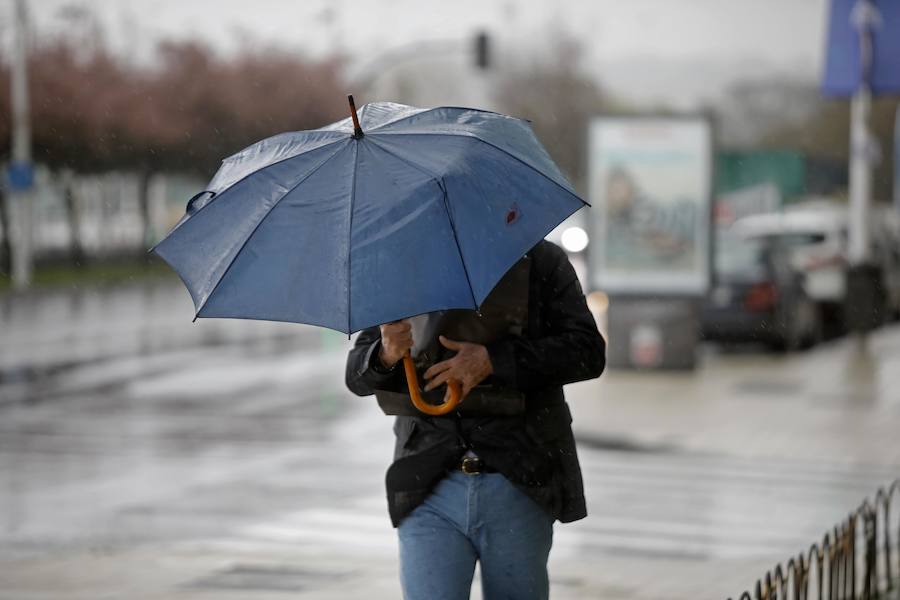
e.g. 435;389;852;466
397;470;554;600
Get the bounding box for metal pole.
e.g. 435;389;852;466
848;89;871;265
10;0;33;290
847;0;875;266
894;104;899;213
847;0;879;351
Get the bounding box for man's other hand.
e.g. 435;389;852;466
379;320;413;368
423;336;493;399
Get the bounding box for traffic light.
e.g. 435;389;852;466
474;32;489;69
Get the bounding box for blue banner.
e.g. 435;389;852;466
5;160;33;191
895;105;900;211
823;0;900;96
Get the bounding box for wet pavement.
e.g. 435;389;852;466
1;281;898;599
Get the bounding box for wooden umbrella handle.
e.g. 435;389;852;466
402;353;461;416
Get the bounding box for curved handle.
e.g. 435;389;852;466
402;353;461;416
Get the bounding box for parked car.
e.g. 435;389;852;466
732;210;848;331
701;234;821;350
734;203;900;329
870;210;900;320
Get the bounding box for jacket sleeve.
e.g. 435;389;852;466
486;245;606;391
345;326;405;396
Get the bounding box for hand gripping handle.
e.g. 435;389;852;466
402;353;461;416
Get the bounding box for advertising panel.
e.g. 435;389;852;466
587;117;713;295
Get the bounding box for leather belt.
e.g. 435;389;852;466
459;456;496;475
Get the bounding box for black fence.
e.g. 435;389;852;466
730;479;899;600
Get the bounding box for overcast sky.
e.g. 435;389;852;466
3;0;831;107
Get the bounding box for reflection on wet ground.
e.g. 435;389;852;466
1;280;343;401
1;281;898;599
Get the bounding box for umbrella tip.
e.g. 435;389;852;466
348;94;363;139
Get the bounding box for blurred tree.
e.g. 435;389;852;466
762;97;899;202
0;187;9;276
492;36;609;193
126;41;346;245
146;41;346;175
31;30;134;262
716;78;825;148
0;16;346;259
712;76;898;202
0;61;9;274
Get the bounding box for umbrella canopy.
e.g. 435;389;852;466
153;100;586;334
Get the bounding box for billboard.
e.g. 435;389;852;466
587;117;713;295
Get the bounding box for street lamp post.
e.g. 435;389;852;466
824;0;900;348
895;104;900;213
846;0;881;351
847;0;877;267
9;0;34;290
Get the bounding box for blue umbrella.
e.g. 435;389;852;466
153;97;586;414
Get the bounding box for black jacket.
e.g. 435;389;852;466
345;241;606;527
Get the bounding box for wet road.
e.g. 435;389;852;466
1;281;898;599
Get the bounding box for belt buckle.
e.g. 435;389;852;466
460;456;482;475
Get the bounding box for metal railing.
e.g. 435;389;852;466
730;479;899;600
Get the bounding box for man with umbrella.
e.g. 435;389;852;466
346;237;605;599
153;98;605;599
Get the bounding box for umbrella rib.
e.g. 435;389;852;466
372;131;588;207
437;177;479;310
347;141;361;334
366;105;515;134
218;130;347;166
365;105;440;134
193;140;350;320
366;136;478;310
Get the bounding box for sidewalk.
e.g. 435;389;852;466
1;306;898;600
561;325;900;599
569;324;900;466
